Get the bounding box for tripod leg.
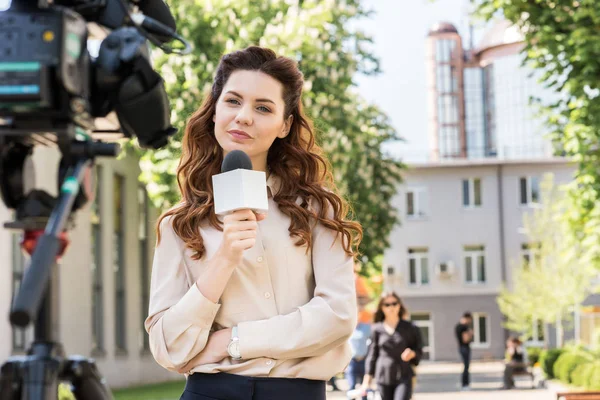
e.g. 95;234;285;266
0;357;23;400
64;357;114;400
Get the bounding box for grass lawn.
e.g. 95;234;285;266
111;380;186;400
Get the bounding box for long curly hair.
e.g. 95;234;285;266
157;46;362;260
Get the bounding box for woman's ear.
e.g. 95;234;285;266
279;115;294;138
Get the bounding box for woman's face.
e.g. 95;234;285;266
381;295;400;319
213;70;293;172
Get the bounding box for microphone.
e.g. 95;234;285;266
136;0;177;33
212;150;269;216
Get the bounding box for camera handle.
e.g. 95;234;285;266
0;137;119;400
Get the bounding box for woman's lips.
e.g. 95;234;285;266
228;130;251;140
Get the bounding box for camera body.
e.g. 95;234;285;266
0;5;92;138
0;0;177;225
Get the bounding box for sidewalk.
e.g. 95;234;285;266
327;361;554;399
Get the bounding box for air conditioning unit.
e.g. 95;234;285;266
436;261;455;278
385;265;401;282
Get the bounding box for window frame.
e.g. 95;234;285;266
408;248;430;287
463;245;486;284
462;178;482;208
471;312;491;348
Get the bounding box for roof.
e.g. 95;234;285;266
428;22;459;36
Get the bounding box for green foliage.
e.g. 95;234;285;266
553;351;593;384
497;175;597;339
571;362;594;388
526;346;543;366
475;0;600;277
140;0;404;273
588;362;600;390
539;348;565;379
58;383;75;400
112;380;186;400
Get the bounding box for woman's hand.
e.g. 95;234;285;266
177;328;232;374
217;209;266;266
401;348;416;362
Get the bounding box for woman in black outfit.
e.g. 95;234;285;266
360;292;423;400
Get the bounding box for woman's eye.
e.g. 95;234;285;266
257;106;271;112
226;99;240;105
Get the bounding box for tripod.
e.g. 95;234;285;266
0;137;118;400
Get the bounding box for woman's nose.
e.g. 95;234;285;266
235;106;253;125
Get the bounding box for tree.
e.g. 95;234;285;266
497;174;597;345
473;1;600;272
139;0;404;273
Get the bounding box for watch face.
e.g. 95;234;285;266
229;341;240;358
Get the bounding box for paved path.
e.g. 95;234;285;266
327;361;553;400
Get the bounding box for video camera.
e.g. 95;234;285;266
0;0;187;226
0;0;188;397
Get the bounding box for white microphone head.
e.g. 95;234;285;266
212;150;268;216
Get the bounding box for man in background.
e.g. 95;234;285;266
455;312;473;390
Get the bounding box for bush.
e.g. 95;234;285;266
540;348;564;379
553;352;593;384
587;362;600;390
526;347;543;366
571;362;594;388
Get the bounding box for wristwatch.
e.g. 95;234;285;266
227;326;242;360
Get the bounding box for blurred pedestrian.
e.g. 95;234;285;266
455;312;473;390
503;337;528;389
360;292;423;400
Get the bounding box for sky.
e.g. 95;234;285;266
354;0;486;161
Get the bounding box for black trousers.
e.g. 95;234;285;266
180;372;326;400
459;346;471;387
378;378;413;400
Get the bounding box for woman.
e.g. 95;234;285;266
360;292;423;400
144;46;362;400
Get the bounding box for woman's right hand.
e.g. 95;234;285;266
217;209;266;266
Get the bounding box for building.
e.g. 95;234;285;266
383;20;599;361
0;146;178;389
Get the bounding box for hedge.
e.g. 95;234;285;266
540;348;565;379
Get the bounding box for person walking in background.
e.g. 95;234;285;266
503;337;528;389
455;312;473;391
360;292;423;400
345;272;373;400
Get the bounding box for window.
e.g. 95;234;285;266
519;176;540;205
139;186;150;352
114;174;127;352
91;166;104;352
527;319;545;344
406;188;428;219
464;245;486;284
12;232;26;351
462;178;482;207
472;313;490;347
521;243;541;269
411;312;433;360
578;307;600;348
408;248;429;286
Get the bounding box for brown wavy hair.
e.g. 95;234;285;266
374;291;408;323
157;46;362;260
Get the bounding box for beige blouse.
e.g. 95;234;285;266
144;175;358;381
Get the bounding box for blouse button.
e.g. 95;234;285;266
257;256;264;263
264;292;271;299
266;360;273;365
